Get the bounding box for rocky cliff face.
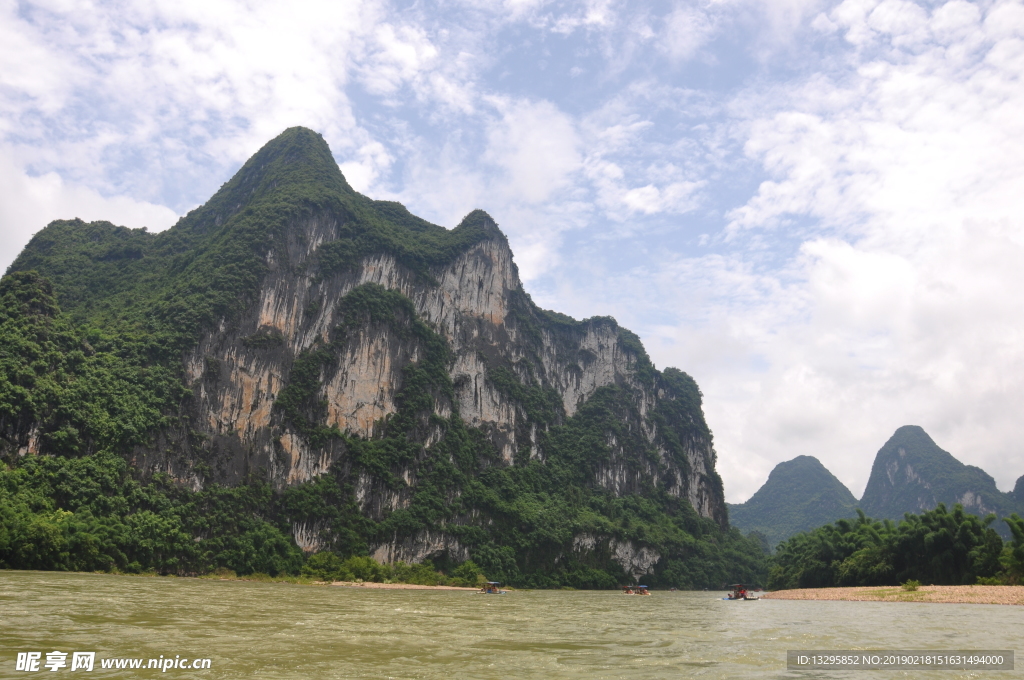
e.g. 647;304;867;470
4;127;732;585
147;210;725;563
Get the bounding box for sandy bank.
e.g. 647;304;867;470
763;585;1024;605
327;581;480;591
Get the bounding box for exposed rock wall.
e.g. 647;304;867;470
572;533;662;581
131;209;726;567
372;531;470;565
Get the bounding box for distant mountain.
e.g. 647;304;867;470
859;425;1019;523
1013;475;1024;505
727;455;857;548
732;427;1023;549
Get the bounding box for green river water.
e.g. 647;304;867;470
1;571;1020;679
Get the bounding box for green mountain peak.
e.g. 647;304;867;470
175;126;352;237
728;455;857;548
9;128;500;339
859;425;1017;524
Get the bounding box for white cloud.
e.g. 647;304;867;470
360;24;441;96
701;0;1024;499
484;97;582;204
661;4;719;62
338;141;394;193
0;0;391;200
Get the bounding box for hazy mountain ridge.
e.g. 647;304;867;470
0;127;765;587
731;426;1023;546
727;456;857;547
1013;475;1024;504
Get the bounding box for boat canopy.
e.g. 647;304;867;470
486;581;501;585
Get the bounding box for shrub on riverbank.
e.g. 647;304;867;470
767;505;1024;590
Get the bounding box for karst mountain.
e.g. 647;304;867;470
0;127;765;586
729;425;1023;546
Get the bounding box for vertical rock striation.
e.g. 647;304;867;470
164;208;727;527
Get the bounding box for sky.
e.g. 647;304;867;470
2;0;1023;502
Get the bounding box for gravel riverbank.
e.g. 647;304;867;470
327;581;480;590
763;585;1024;605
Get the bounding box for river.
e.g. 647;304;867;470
1;571;1018;679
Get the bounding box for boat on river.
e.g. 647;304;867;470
622;585;651;595
723;584;760;600
478;581;507;594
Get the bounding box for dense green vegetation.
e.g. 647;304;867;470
728;456;858;549
0;452;301;575
1;127;767;589
0;448;466;586
767;505;1024;589
0;406;764;587
0;271;184;459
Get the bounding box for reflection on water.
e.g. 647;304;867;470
0;571;1018;679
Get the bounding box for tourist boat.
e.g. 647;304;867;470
622;585;651;595
723;584;759;600
478;581;507;594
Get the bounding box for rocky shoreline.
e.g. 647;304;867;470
326;581;480;590
763;585;1024;605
